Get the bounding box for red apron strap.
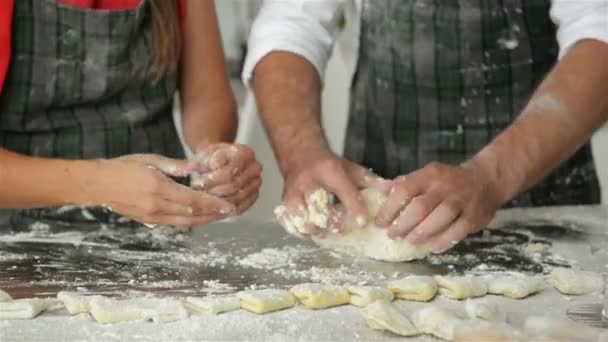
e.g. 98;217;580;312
0;0;14;95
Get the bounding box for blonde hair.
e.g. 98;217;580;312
149;0;181;81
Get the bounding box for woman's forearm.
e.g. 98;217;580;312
180;0;237;153
470;39;608;204
0;149;96;208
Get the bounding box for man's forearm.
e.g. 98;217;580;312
470;40;608;204
253;52;331;177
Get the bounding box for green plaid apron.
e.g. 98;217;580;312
0;0;184;224
346;0;600;206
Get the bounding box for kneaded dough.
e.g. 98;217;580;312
347;286;394;307
464;298;506;322
0;298;49;319
290;283;350;309
0;289;13;302
549;268;604;295
311;188;431;262
361;300;418;337
486;275;544;299
388;275;438;302
186;296;240;315
237;289;296;314
89;297;188;324
435;275;488;300
411;306;463;341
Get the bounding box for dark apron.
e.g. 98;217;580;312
0;0;184;224
345;0;600;207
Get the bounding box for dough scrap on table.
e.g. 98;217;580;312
237;289;296;314
0;298;49;320
464;298;506;322
549;267;604;295
347;286;394;307
435;275;488;300
360;300;418;337
523;316;599;341
388;275;438;302
411;306;464;341
290;283;350;309
486;275;544;299
0;289;13;302
186;296;240;315
57;291;103;315
305;188;431;262
89;297;188;324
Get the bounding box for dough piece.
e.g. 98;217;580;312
549;268;604;295
57;291;101;315
89;297;187;324
435;275;488;300
454;321;521;342
185;296;240;315
237;289;296;314
290;283;350;309
486;275;544;299
312;188;431;262
464;298;506;322
361;300;418;337
347;286;394;307
0;298;49;319
411;306;463;341
523;316;598;341
0;289;13;302
388;275;438;302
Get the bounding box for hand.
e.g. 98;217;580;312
188;143;262;215
276;150;385;237
375;161;505;253
88;154;236;228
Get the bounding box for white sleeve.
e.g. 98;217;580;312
551;0;608;59
242;0;344;86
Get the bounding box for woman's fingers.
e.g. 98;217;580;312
160;180;236;216
127;154;192;177
224;177;262;204
204;162;262;197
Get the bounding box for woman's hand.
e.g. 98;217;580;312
375;161;506;254
189;143;262;215
86;154;236;228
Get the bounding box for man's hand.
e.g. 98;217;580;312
375;161;505;254
189;143;262;215
277;150;385;237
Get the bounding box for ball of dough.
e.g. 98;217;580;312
312;188;431;262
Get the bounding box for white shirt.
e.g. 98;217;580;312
243;0;608;86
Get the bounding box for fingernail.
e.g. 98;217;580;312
431;244;448;254
220;205;236;214
355;215;367;228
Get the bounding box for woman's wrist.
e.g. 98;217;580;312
62;159;108;207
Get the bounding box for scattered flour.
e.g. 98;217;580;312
237;246;316;270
